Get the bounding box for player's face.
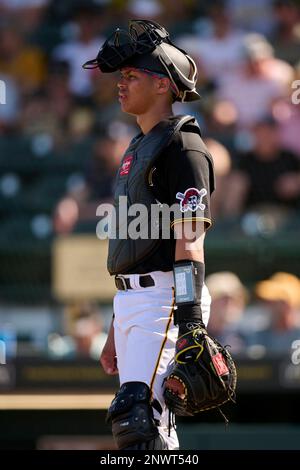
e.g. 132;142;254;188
117;68;159;115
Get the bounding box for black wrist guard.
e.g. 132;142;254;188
173;260;205;327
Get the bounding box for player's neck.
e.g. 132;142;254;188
136;103;173;135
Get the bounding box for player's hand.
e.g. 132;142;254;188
100;321;118;375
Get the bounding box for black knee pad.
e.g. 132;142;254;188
107;381;167;450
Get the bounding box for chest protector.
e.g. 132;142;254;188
107;115;196;275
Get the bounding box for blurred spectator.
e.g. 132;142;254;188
273;99;300;158
20;92;63;147
0;22;46;94
53;132;130;234
248;272;300;354
82;134;125;201
206;271;248;354
228;0;275;35
204;138;232;219
46;60;74;123
47;301;108;360
272;62;300;157
223;117;300;216
68;107;95;143
0;0;49;34
217;33;292;128
19;61;75;148
52;3;104;98
159;0;198;36
127;0;163;22
178;0;245;84
271;0;300;66
53;197;80;235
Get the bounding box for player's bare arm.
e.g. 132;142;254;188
174;221;206;262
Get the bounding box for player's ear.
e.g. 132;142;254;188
156;77;171;96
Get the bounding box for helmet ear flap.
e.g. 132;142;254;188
156;44;200;102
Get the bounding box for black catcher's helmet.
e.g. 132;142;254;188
82;19;200;103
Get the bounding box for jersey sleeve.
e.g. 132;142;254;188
163;140;214;230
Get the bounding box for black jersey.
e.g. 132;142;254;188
123;127;215;274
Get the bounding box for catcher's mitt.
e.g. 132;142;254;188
164;326;237;417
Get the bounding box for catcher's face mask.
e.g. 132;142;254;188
82;19;200;103
82;20;168;72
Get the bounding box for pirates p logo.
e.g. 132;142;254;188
176;187;207;213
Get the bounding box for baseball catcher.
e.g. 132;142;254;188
84;18;235;449
164;261;237;418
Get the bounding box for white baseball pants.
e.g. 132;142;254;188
113;270;211;450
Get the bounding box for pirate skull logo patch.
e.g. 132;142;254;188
176;187;207;212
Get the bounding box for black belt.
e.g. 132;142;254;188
115;274;155;290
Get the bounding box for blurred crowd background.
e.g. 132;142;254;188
0;0;300;366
